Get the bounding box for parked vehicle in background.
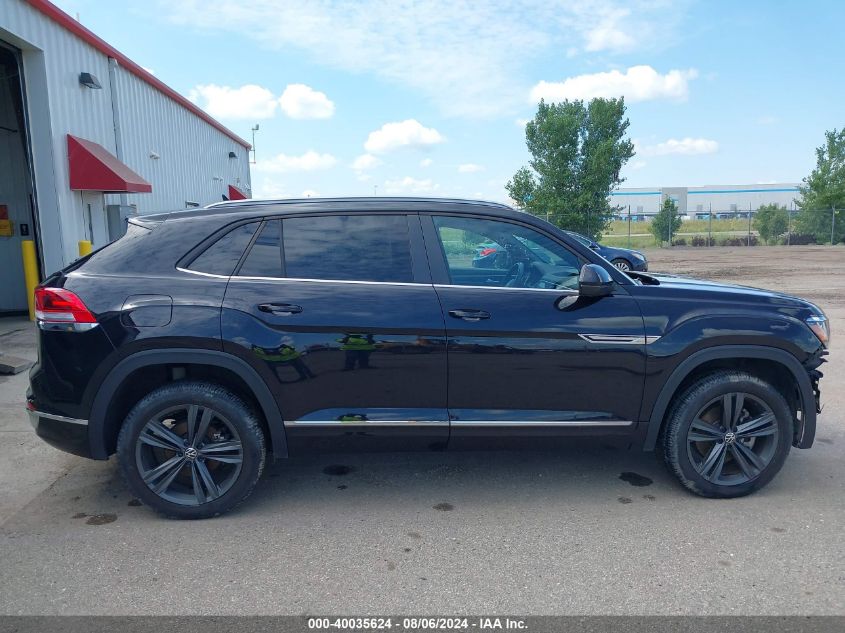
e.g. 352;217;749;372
563;230;649;271
27;197;827;518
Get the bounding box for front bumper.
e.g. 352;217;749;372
27;407;91;458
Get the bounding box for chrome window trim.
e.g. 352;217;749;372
27;408;89;426
434;284;578;294
178;266;582;294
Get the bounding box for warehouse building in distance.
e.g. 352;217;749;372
0;0;252;314
611;183;801;221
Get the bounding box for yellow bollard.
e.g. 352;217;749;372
78;240;92;257
21;240;39;321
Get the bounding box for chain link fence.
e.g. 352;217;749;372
604;205;842;248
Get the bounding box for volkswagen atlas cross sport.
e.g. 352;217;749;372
27;198;828;519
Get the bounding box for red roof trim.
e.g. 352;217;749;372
26;0;251;150
67;134;152;193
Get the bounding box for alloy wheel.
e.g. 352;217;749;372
613;260;631;271
686;392;779;485
135;404;244;506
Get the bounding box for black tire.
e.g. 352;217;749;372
611;258;631;271
117;381;266;519
662;370;792;498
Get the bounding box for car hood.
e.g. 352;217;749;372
629;271;823;313
598;245;644;260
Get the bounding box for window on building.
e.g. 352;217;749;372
282;214;414;283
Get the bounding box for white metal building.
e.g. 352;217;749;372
0;0;252;313
611;183;801;221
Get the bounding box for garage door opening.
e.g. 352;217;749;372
0;41;37;315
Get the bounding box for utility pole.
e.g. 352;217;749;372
250;124;259;164
708;203;713;245
747;203;753;246
832;204;837;246
627;205;631;249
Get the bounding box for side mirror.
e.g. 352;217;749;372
579;263;613;298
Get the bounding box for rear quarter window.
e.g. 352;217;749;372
187;222;259;276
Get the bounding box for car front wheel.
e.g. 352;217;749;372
662;370;792;498
117;381;266;519
611;258;631;271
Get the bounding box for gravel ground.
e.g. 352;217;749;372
0;246;843;615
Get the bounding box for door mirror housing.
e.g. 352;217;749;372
578;263;613;298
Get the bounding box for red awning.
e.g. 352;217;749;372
228;184;248;200
67;134;152;193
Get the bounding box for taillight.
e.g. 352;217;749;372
480;247;497;256
34;287;97;324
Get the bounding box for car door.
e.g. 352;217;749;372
221;212;448;453
421;213;647;448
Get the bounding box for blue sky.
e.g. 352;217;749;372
54;0;845;202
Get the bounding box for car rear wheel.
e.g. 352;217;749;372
662;370;792;498
611;258;631;271
117;381;266;519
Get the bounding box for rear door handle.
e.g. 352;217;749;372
448;309;491;322
257;302;303;315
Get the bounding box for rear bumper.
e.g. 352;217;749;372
27;407;92;458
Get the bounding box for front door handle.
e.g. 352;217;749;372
448;309;491;322
258;302;303;315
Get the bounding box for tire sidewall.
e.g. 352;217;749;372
117;381;265;519
668;373;792;498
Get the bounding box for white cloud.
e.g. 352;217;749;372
629;160;647;170
530;66;698;104
253;178;289;199
142;66;155;75
637;138;718;157
254;150;337;173
279;84;335;119
420;158;433;168
163;1;688;118
384;177;440;195
351;153;381;171
301;189;319;197
188;83;278;119
458;163;484;173
364;120;444;154
515;118;530;127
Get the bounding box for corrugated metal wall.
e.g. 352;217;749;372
1;0;251;277
110;66;251;215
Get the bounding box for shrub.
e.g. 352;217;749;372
691;235;715;247
672;238;687;246
783;232;817;245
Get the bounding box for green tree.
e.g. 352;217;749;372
795;128;845;243
650;197;682;245
506;98;634;240
753;204;789;244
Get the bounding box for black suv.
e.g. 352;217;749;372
27;198;828;518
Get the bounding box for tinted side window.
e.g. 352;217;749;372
188;222;259;275
283;215;414;283
238;220;282;277
433;215;582;290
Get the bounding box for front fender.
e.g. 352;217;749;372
640;345;817;452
